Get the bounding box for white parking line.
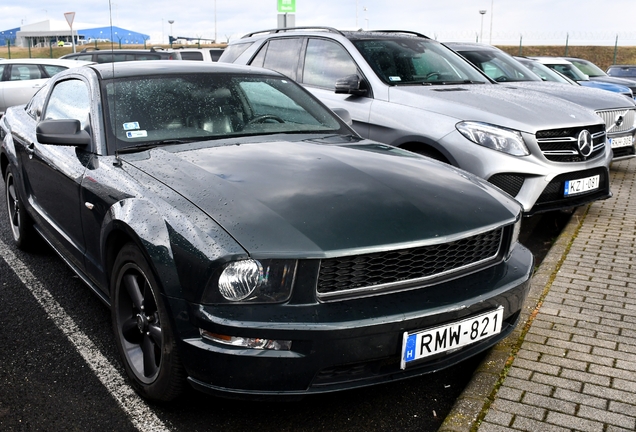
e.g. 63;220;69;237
0;238;170;432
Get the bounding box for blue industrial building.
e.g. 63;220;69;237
0;21;149;47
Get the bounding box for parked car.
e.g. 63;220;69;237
0;58;93;116
221;28;612;215
0;60;533;401
447;43;636;160
61;47;182;63
532;57;635;100
176;47;225;61
564;57;636;97
607;65;636;79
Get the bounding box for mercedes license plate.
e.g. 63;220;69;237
564;175;600;196
400;307;503;369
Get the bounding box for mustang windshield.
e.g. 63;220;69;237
352;38;487;85
104;73;345;151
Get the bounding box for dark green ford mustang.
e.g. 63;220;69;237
1;61;533;401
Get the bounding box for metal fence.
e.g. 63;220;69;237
434;31;636;47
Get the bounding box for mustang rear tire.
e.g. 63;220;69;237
111;243;186;401
4;167;35;250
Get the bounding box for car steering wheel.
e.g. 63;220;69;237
425;72;442;80
247;114;285;124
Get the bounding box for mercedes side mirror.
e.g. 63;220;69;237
335;74;368;96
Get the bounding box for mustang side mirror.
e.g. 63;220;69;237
335;74;368;96
36;119;91;146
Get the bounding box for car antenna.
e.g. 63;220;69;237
107;0;123;167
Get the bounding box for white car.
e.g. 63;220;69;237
175;47;225;62
0;58;92;115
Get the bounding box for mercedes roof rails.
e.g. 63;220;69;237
241;27;430;40
242;27;344;38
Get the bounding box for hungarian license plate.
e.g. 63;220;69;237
564;175;600;196
609;136;632;148
400;307;503;369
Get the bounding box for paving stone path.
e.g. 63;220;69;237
442;157;636;432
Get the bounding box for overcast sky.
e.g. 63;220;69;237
2;0;636;46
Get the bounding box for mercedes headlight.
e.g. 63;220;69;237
203;259;297;304
457;121;529;156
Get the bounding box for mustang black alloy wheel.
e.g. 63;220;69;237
111;243;185;401
4;167;34;249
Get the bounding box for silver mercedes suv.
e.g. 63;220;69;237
220;28;612;215
446;42;636;161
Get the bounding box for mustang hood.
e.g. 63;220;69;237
390;84;604;134
124;138;520;257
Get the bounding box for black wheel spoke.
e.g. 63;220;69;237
148;322;162;346
7;184;19;223
123;274;144;311
142;333;159;378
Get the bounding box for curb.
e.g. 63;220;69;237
438;204;589;432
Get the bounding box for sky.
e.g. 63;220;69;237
2;0;636;47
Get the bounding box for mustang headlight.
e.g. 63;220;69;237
457;121;529;156
204;259;297;304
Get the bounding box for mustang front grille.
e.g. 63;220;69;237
317;228;504;299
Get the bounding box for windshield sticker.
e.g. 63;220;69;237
123;122;140;131
388;76;402;82
126;130;148;138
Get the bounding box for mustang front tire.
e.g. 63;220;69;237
111;243;186;401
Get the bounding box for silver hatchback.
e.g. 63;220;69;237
220;28;612;215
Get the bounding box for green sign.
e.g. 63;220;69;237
277;0;296;13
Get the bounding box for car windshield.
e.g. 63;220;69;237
544;62;589;81
607;66;636;78
516;59;572;84
352;38;487;85
455;49;541;82
568;59;606;77
103;73;345;152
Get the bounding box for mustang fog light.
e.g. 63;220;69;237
200;329;292;350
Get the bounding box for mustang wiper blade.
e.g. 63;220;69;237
116;139;196;154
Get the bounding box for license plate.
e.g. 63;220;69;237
400;307;503;369
609;136;633;148
564;175;600;196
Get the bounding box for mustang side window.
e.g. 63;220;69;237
25;84;49;121
44;79;91;131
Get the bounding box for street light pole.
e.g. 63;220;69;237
489;0;494;44
479;10;486;43
363;6;368;29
